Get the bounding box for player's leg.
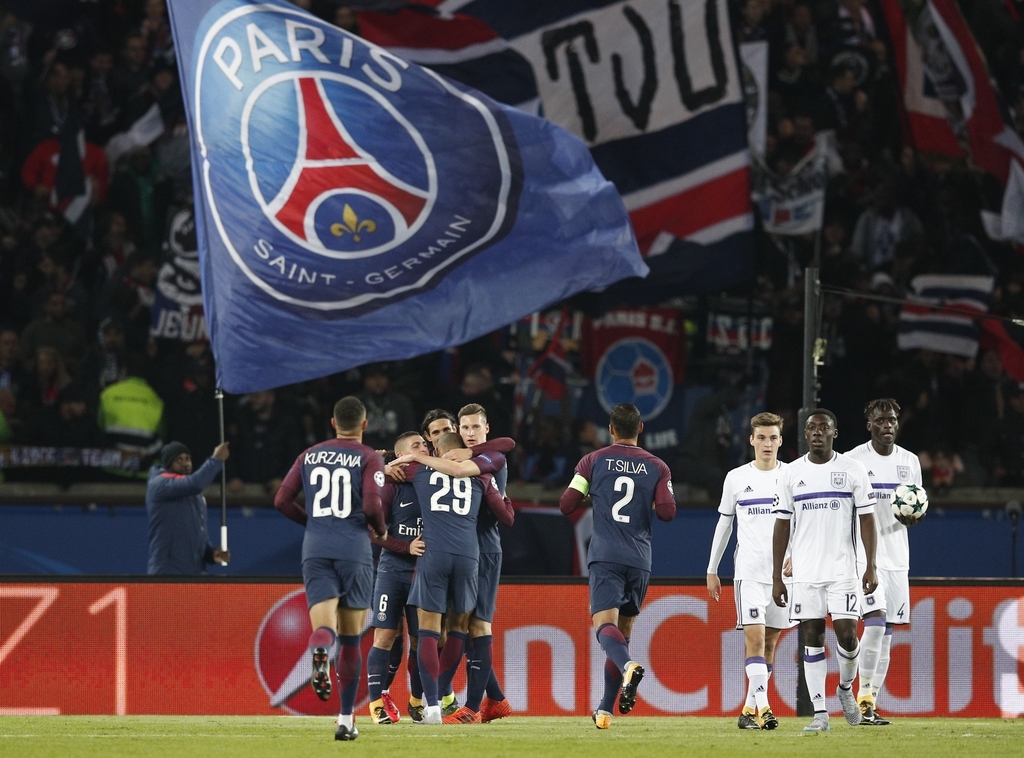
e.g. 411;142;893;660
856;566;888;724
873;568;908;720
588;562;626;729
437;609;471;706
367;569;403;723
405;605;424;721
792;583;830;731
303;558;341;703
613;567;648;716
829;578;864;726
333;560;374;740
412;551;448;724
469;553;509;721
441;555;482;724
759;624;785;730
735;579;767;728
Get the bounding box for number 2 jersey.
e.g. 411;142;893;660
773;451;874;583
573;443;675;571
276;438;387;564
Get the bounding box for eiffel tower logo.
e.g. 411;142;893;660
266;77;429;248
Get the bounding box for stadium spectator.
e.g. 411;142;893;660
20;290;88;372
227;389;304;495
358;364;417;452
146;440;230;575
78;318;128;396
98;354;164;476
850;177;924;272
446;364;511;439
0;327;29;419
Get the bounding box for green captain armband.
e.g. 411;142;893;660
569;474;590;495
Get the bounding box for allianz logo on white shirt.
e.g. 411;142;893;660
801;499;842;511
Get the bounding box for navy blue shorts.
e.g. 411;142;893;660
372;567;418;633
474;552;502;622
588;561;650;616
302;557;374;609
409;550;478;615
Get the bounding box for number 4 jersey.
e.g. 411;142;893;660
277;438;386;564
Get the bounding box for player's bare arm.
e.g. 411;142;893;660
771;519;790;607
858;512;878;594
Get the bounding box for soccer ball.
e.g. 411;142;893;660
892;484;928;521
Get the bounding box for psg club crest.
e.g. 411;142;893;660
595;338;673;421
897;465;911;482
192;0;519;316
831;472;846;489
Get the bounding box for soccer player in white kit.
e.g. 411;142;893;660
772;409;877;732
847;398;923;725
707;412;794;730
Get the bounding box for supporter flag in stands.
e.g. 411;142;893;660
528;308;572;401
579;307;686;456
166;0;646;393
357;0;755;295
897;274;994;359
150;209;208;343
880;0;1024;236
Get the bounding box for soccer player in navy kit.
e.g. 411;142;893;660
401;432;515;724
398;403;515;723
366;431;428;726
559;403;676;730
274;397;388;742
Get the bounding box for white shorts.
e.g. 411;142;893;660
734;579;796;630
857;564;886;617
879;568;910;625
790;578;861;621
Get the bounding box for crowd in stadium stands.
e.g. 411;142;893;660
1;0;1024;494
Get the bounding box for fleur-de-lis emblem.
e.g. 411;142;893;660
330;204;377;242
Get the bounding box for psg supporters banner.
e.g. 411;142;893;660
880;0;1024;186
897;274;994;359
3;580;1024;718
166;0;646;393
579;307;686;455
357;0;755;287
149;209;208;343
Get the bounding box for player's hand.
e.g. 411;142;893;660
782;557;793;578
895;512;923;527
706;573;721;602
442;448;473;462
213;442;230;461
772;577;788;608
409;536;425;556
385;462;407;481
374;529;388;543
391;453;417;466
213;549;230;564
862;566;878;595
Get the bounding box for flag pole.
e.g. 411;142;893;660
216;387;228;565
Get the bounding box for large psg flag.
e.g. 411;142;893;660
167;0;646;393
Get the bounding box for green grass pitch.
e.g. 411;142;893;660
1;716;1022;757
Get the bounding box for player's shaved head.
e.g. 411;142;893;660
609;403;642;439
434;432;466;456
394;431;425;454
806;408;837;428
333;396;366;431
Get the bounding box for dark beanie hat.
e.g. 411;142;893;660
160;442;191;469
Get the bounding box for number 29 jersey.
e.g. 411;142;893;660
575;443;674;572
282;438;385;564
406;461;503;560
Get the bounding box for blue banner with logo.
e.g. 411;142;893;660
167;0;646;393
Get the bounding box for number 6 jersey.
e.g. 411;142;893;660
277;438;387;563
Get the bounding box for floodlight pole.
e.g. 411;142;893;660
216;387;228;566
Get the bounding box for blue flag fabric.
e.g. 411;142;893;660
167;0;646;393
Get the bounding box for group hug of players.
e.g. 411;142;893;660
273;392;919;739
